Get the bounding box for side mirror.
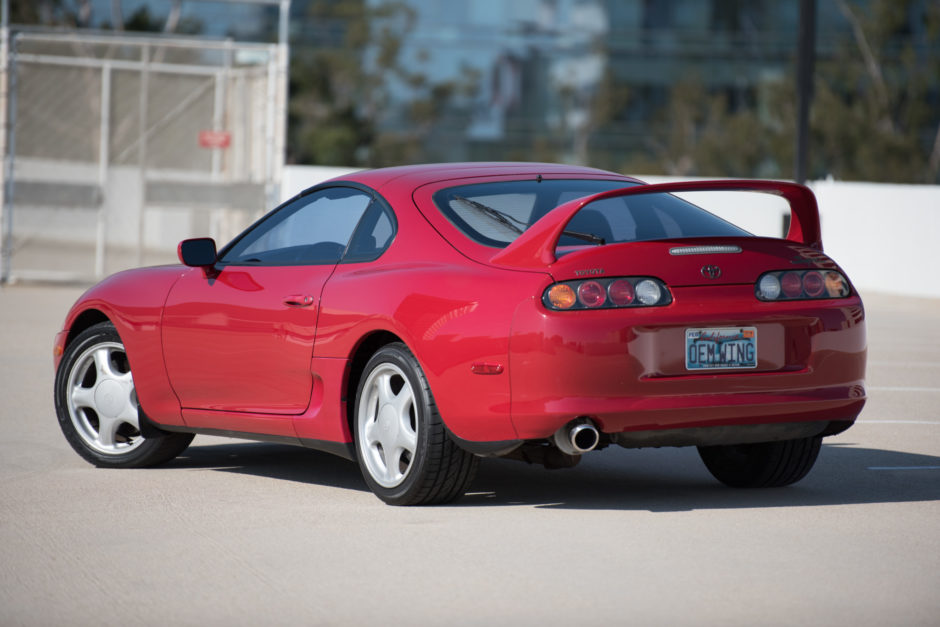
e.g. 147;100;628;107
178;238;218;270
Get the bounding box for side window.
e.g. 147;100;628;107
222;188;372;265
343;203;396;263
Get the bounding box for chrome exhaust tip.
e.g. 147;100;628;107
553;420;600;455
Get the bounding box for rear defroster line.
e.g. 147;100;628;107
868;466;940;471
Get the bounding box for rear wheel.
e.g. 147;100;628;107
698;436;822;488
353;343;478;505
54;322;194;468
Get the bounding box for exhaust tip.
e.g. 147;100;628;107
570;423;600;452
553;419;600;455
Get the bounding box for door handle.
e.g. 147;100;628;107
283;294;315;308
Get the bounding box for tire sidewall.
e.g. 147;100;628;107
353;344;433;504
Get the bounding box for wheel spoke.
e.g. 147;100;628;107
395;404;417;455
116;401;140;430
363;415;380;447
96;415;120;447
397;425;417;455
93;347;118;380
71;385;96;409
115;370;133;386
381;444;403;483
390;379;413;417
376;372;395;405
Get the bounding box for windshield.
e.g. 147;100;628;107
432;179;751;249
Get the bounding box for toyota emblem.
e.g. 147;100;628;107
701;265;722;280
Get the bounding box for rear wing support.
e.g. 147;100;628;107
490;179;822;269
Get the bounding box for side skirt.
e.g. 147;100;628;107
141;410;355;461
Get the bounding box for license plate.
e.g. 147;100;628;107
685;327;757;370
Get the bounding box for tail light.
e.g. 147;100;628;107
544;277;672;310
756;270;850;301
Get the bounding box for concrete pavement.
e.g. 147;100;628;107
1;285;937;626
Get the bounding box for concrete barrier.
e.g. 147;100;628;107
810;179;940;300
640;175;940;300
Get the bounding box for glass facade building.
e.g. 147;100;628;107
72;0;940;181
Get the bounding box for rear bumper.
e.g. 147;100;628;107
507;286;866;441
510;387;865;440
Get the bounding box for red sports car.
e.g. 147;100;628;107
53;163;866;505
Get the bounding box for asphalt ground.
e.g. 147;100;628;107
1;284;937;627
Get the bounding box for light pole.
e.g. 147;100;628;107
795;0;816;185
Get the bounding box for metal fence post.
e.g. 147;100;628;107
1;32;15;284
0;0;8;284
136;44;149;267
5;30;284;282
96;62;111;279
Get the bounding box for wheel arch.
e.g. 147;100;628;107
65;308;112;347
344;330;407;436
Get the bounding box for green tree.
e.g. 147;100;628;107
814;0;940;183
618;78;779;178
288;0;477;166
10;0;82;26
610;0;940;183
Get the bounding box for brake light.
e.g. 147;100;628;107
780;272;803;298
543;277;671;310
607;279;635;306
577;281;606;308
802;271;825;297
756;270;850;301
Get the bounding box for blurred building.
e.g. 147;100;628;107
340;0;935;177
18;0;940;180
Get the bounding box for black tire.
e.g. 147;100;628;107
54;321;194;468
698;436;822;488
353;343;478;505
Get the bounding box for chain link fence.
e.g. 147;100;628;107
1;30;285;282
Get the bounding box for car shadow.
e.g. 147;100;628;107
461;443;940;511
163;440;940;510
166;440;368;493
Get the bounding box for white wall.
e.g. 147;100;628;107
280;165;361;203
282;166;940;300
810;179;940;300
641;175;940;300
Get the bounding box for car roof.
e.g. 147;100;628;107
328;162;643;193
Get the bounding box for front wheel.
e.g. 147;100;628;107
353;343;478;505
698;436;822;488
54;322;194;468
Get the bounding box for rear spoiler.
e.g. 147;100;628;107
490;180;822;269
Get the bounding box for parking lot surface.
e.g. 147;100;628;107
1;285;938;626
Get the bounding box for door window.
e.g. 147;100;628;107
343;203;396;263
222;187;372;265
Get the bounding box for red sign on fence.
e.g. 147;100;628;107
198;130;231;149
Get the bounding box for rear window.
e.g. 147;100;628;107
432;179;750;249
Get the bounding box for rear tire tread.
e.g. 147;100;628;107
698;435;822;488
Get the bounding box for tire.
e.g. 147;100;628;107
54;321;194;468
353;343;478;505
698;436;822;488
